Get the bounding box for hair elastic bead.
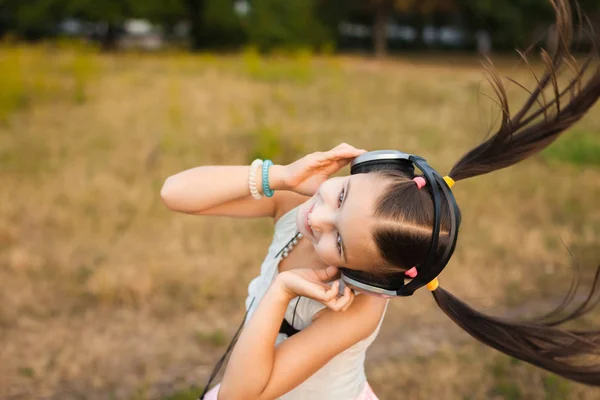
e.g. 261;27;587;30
413;176;426;189
426;278;439;291
405;267;418;278
443;175;455;188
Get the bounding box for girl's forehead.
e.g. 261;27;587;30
338;174;387;269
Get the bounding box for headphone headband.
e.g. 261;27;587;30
341;150;461;297
350;150;412;167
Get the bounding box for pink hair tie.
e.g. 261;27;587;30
405;266;418;278
413;177;426;189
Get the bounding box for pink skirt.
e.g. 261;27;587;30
202;382;379;400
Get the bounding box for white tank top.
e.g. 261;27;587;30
245;206;388;400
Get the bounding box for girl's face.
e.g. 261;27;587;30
295;173;387;272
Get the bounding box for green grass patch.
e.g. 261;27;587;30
542;375;571;400
542;130;600;168
490;381;523;400
0;43;100;122
196;329;227;347
0;48;28;122
250;125;284;160
242;123;304;163
0;136;52;176
242;46;314;84
69;48;99;103
488;356;524;400
18;366;35;378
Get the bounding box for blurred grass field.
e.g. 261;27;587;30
1;42;600;400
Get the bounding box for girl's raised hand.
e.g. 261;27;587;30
281;143;366;196
275;266;355;312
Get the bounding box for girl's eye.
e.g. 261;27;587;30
338;188;345;207
337;186;346;256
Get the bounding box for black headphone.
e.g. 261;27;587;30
339;150;461;297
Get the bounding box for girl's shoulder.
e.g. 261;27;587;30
287;285;388;338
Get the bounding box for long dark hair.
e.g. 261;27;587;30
372;0;600;386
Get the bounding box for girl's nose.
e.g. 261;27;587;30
308;204;334;234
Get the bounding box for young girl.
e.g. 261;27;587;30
161;1;600;398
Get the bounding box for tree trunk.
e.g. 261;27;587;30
373;2;387;58
414;12;426;49
101;23;119;51
186;0;205;51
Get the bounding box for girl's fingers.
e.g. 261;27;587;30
320;280;339;303
333;158;352;170
330;143;364;153
287;268;355;310
325;286;354;312
326;148;365;161
340;287;355;312
310;144;366;166
328;143;350;152
338;287;354;312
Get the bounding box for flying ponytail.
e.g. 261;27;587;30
431;266;600;386
448;0;600;182
363;0;600;386
429;0;600;386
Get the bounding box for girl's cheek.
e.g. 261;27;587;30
318;253;337;267
315;244;335;265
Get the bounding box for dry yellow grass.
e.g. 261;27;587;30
1;45;599;400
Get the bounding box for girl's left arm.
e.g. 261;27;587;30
218;268;387;400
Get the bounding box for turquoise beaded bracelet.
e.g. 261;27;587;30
262;159;275;198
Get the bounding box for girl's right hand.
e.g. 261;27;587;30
280;143;366;196
275;266;355;312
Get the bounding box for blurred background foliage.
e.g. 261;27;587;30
1;0;600;54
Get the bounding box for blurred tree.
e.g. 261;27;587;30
345;0;600;55
315;0;351;50
456;0;554;50
184;0;248;50
139;0;187;33
0;0;187;47
185;0;204;50
66;0;132;48
460;0;600;50
0;0;65;39
246;0;330;52
66;0;188;49
346;0;459;57
2;0;598;53
189;0;246;50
